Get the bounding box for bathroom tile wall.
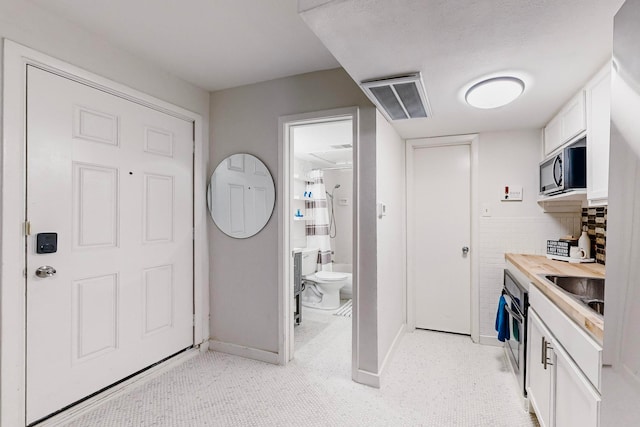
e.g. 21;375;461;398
582;206;607;265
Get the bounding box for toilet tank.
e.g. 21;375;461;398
300;248;318;276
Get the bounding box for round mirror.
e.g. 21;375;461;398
207;153;275;238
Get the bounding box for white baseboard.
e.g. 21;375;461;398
209;339;279;364
378;323;405;383
39;347;200;426
198;339;210;352
353;323;406;389
353;368;380;388
479;335;504;347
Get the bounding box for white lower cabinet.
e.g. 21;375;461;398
527;307;601;427
528;310;554;427
554;342;601;427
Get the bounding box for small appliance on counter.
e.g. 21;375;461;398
546;234;594;263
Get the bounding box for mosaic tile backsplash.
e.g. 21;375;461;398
582;206;607;265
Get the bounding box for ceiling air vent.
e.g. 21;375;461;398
360;73;432;121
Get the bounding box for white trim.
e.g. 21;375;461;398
209;340;279;365
277;107;359;368
1;40;208;426
353;369;381;388
405;134;480;342
37;348;200;427
376;323;406;387
479;335;504;347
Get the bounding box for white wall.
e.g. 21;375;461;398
0;1;209;121
0;6;211;333
209;69;381;376
601;10;640;420
476;130;581;343
323;168;353;265
375;111;406;371
0;1;210;423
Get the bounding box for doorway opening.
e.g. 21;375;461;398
278;108;358;373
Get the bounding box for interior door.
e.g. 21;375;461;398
412;143;471;334
26;66;194;423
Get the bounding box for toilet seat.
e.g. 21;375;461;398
314;271;349;282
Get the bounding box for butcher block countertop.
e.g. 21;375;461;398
505;253;605;345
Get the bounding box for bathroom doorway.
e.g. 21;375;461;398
278;108;358;370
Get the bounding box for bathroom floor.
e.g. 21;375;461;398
294;300;350;353
65;310;539;426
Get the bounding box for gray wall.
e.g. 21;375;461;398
209;69;383;374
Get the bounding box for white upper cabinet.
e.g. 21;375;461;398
544;91;586;156
543;116;562;156
585;65;611;205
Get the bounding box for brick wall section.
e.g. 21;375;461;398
582;207;607;265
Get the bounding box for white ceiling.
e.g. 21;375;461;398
29;0;340;91
300;0;626;138
293;119;353;169
30;0;627;139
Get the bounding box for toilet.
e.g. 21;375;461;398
299;248;351;310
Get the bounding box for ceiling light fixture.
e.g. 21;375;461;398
465;76;525;109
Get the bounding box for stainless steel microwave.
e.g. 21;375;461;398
539;137;587;195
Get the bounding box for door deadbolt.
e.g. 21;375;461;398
35;266;56;278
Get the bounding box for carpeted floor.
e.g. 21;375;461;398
66;309;539;426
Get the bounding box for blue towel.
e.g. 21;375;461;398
495;295;510;342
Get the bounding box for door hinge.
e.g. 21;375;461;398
24;221;31;236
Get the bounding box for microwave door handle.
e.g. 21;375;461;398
553;156;563;187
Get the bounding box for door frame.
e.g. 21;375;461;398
405;134;479;342
277;107;358;367
1;40;208;426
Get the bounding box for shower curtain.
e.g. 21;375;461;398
305;169;332;272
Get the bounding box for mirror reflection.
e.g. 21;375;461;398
207;153;275;238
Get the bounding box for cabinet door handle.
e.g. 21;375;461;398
543;338;554;370
541;337;546;365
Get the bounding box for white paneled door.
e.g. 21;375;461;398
26;66;193;423
412;144;471;334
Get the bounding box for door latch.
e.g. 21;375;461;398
35;266;57;278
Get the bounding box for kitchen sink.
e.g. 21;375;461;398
543;275;605;315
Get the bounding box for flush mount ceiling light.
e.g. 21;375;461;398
465;77;525;109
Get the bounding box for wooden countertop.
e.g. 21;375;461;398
505;253;605;345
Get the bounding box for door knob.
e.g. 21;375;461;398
462;246;470;255
35;266;56;278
